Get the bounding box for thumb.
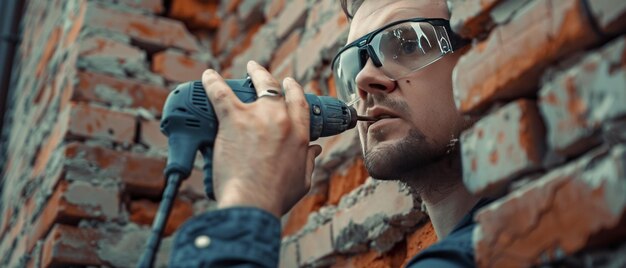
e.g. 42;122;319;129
304;145;322;190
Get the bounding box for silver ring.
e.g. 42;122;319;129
257;89;282;98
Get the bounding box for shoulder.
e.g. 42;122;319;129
404;223;476;268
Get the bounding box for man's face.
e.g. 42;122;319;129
347;0;468;180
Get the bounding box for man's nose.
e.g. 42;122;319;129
355;59;396;101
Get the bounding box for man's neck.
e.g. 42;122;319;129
405;153;480;239
421;182;478;239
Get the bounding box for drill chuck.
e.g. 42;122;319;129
160;78;357;199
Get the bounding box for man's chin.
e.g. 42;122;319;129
362;131;442;180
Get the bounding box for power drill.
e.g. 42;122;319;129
138;77;367;267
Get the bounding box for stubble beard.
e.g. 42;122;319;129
363;128;447;181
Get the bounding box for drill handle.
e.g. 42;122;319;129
200;146;216;200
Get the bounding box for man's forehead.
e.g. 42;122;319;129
346;0;449;43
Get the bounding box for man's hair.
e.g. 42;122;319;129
340;0;452;20
340;0;364;20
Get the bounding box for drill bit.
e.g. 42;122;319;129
356;115;377;122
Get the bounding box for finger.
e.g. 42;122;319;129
247;61;282;97
303;145;322;190
283;77;310;138
202;69;240;118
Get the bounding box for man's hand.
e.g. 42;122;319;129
202;60;321;218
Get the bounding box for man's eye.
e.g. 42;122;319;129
400;41;418;55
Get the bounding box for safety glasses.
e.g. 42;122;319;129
331;18;468;106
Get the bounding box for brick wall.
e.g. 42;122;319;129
0;0;624;267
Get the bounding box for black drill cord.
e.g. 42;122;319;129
138;172;182;268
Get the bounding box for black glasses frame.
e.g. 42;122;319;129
331;18;468;70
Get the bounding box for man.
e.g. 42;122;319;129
169;0;488;267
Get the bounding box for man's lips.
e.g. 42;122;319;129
364;107;400;129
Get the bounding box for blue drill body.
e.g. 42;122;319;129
159;78;357;199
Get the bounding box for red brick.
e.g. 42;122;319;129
282;182;328;237
83;228;158;266
331;241;407;268
74;71;169;116
67;103;136;144
303;0;323;30
315;127;361;170
401;222;437;267
59;55;79;112
449;0;502;38
169;0;220;29
0;208;12;244
588;0;626;35
28;183;66;254
85;2;200;52
539;37;626;159
213;15;240;55
117;0;163;13
294;36;324;81
221;23;263;71
140;119;167;150
30;47;77;155
64;142;206;199
41;225;102;268
32;107;70;178
279;240;299;268
0;208;27;265
92;226;146;267
265;0;285;19
274;0;308;39
179;168;207;200
25;240;43;268
152;49;208;83
65;143;164;197
303;79;322;96
453;0;599;113
299;222;334;266
475;145;626;267
237;0;265;30
76;36;164;84
327;157;368;206
30;46;78;129
270;30;301;72
460;99;546;195
327;74;337;98
78;36;144;61
36;26;61;77
224;0;241;13
28;179;120;253
316;10;349;56
227;24;277;78
62;180;120;220
129;198;193;237
63;1;86;49
6;235;27;268
270;57;294;81
304;0;344;31
332;180;424;253
295;12;348;81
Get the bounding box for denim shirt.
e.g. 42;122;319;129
404;198;492;267
170;199;491;267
